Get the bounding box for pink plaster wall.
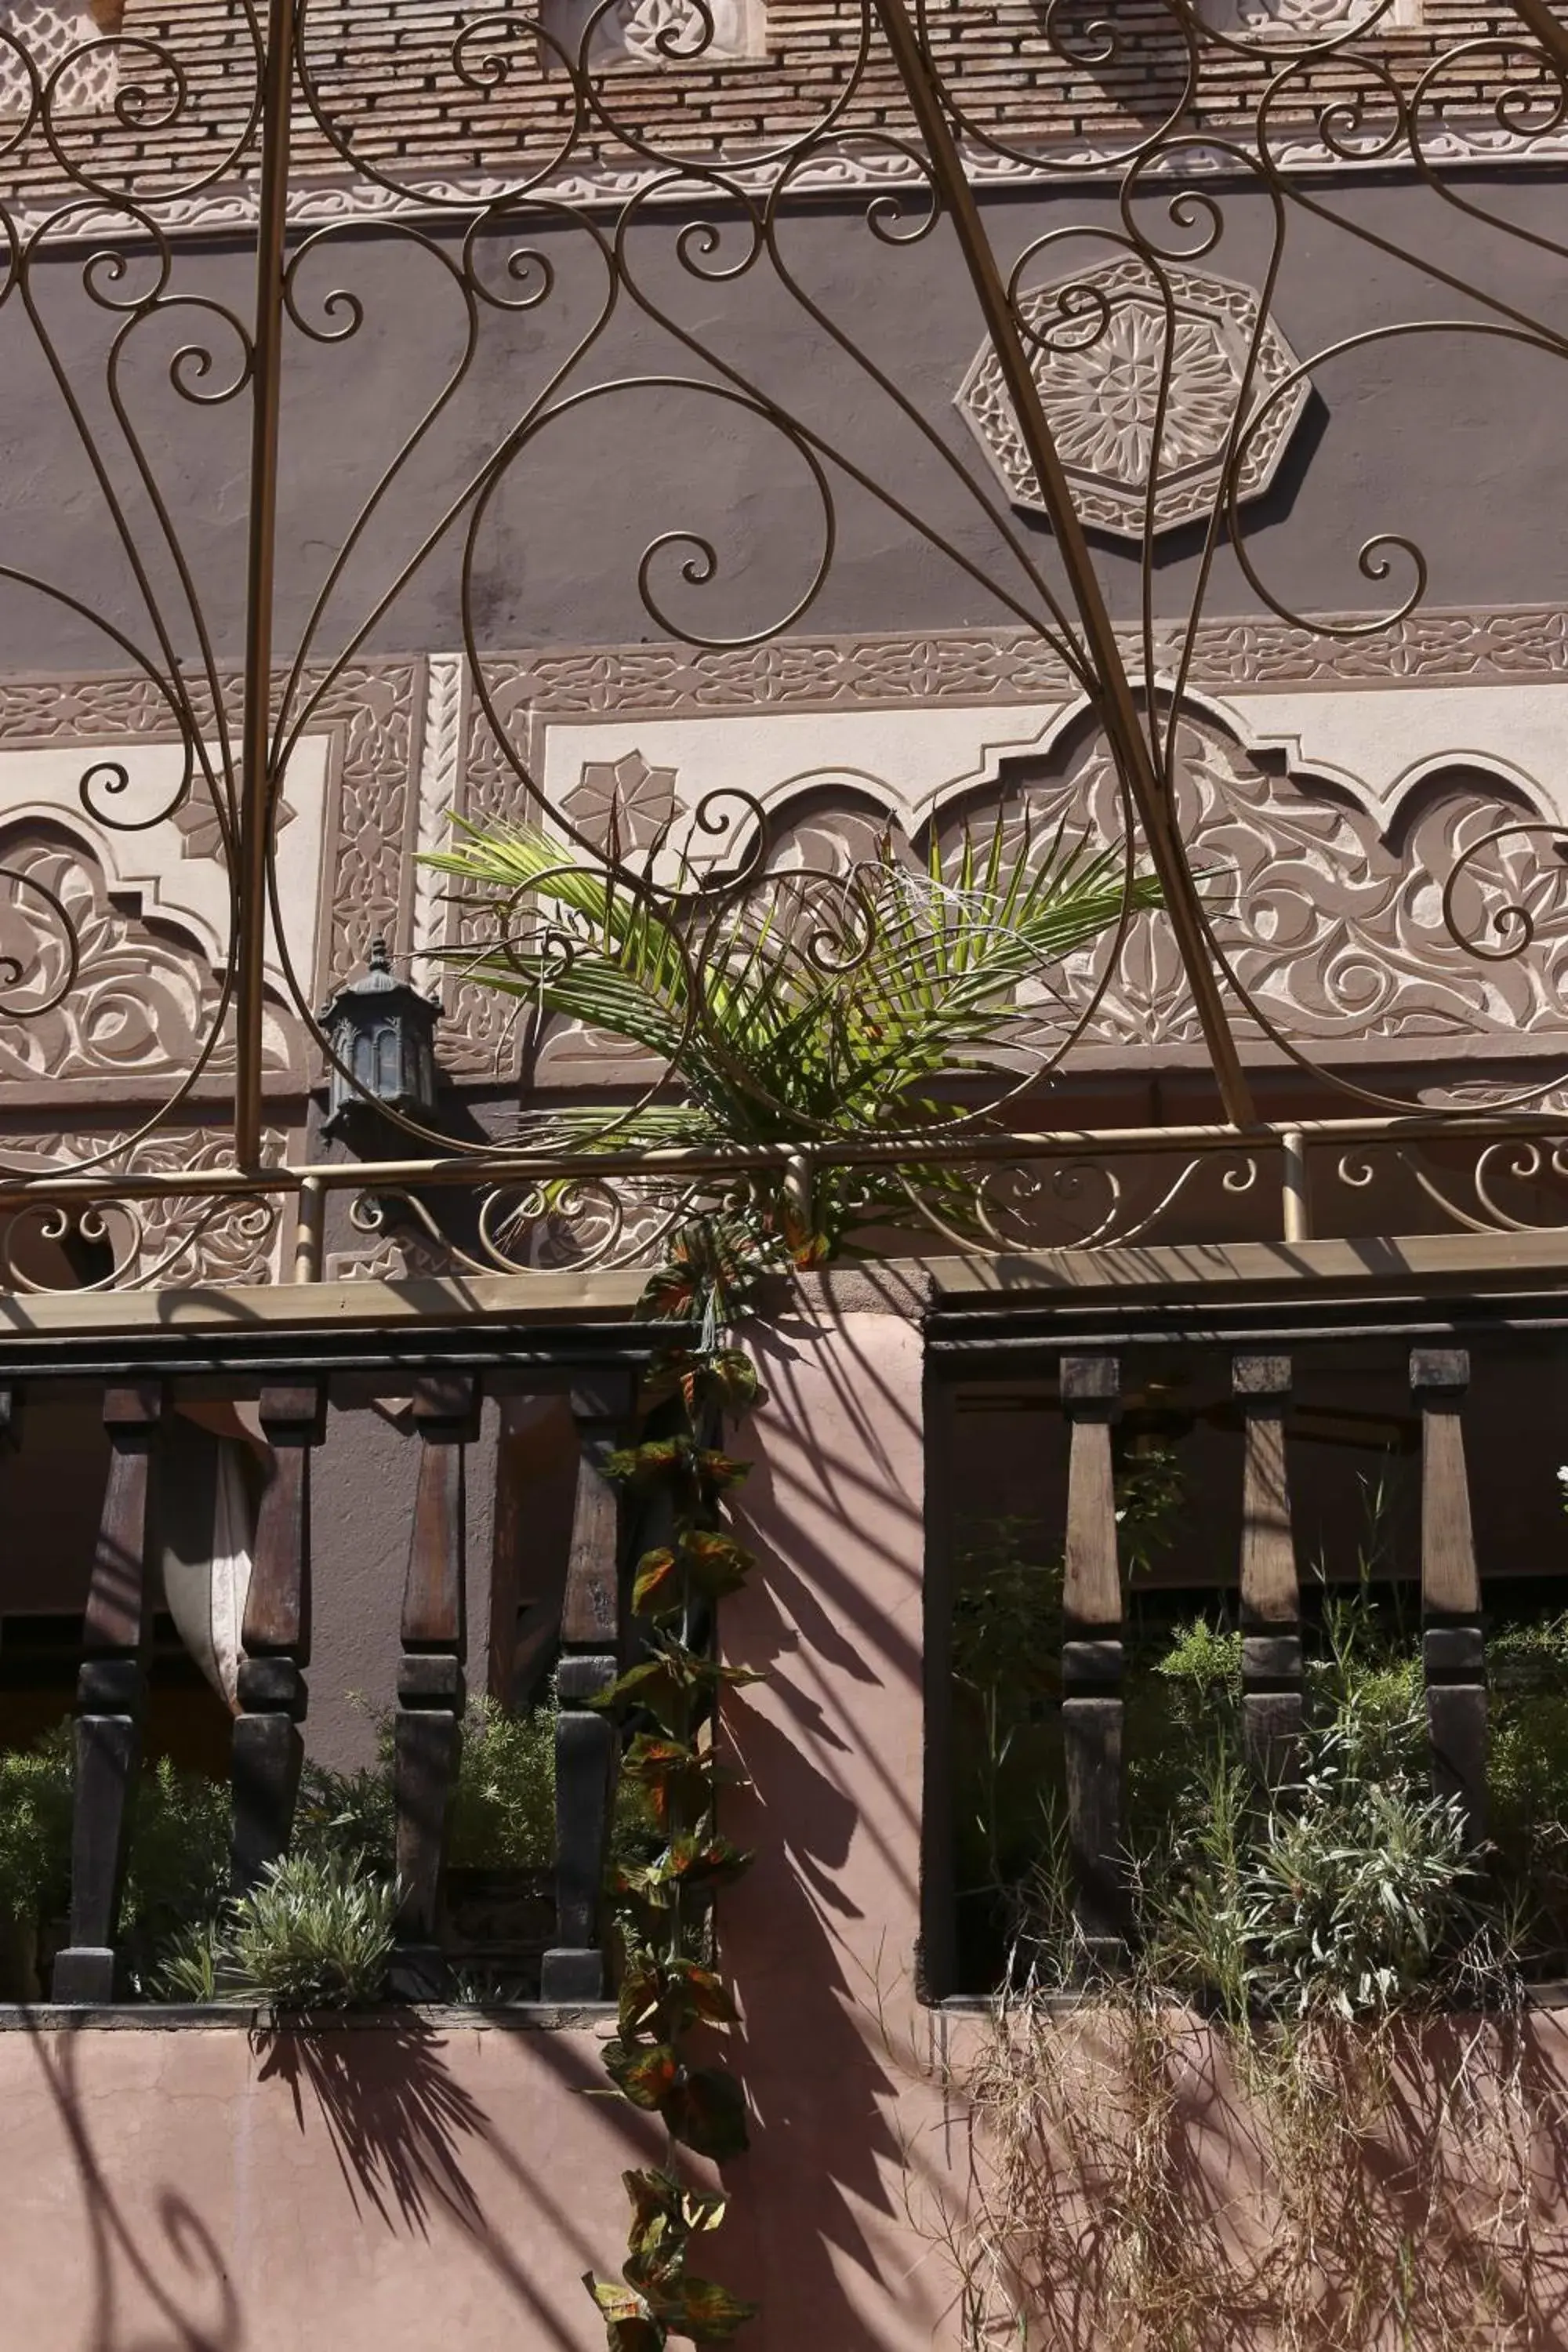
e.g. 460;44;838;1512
0;2015;661;2351
721;1302;961;2351
0;1303;964;2352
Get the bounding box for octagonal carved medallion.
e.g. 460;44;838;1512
955;257;1310;540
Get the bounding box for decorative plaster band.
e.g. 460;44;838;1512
10;118;1568;248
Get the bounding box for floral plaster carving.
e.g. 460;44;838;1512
0;825;301;1084
956;257;1309;539
540;0;763;69
0;1125;288;1287
960;718;1568;1060
0;0;117;118
564;748;681;852
8;619;1568;1107
172;784;292;865
1205;0;1419;34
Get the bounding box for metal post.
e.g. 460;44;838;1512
1504;0;1568;77
234;0;299;1169
1280;1128;1310;1243
869;0;1256;1132
291;1174;324;1283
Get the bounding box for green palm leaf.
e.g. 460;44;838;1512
421;808;1162;1242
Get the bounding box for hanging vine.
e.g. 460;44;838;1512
583;1218;789;2350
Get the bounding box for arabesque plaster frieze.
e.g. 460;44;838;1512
9;609;1568;1091
0;1123;291;1284
11;115;1568;250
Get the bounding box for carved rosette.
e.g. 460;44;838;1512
956;259;1310;539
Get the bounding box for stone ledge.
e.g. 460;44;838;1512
752;1261;936;1319
0;2000;617;2031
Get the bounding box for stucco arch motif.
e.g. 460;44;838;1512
691;726;1568;1065
0;823;302;1085
967;716;1568;1058
540;0;764;70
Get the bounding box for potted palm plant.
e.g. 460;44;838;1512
423;808;1158;1306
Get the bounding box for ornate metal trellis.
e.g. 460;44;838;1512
6;0;1568;1290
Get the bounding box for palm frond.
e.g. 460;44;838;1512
788;826;1160;1120
421;808;1162;1149
425;817;699;1064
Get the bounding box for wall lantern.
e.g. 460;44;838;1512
319;936;442;1142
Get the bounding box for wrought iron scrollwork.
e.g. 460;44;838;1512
5;0;1568;1279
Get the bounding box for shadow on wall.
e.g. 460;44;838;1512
19;2011;660;2352
922;2002;1568;2347
720;1304;953;2352
25;2013;242;2352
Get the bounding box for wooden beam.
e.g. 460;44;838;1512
1412;1348;1487;1842
1060;1355;1126;1965
542;1368;634;2004
391;1374;480;1994
230;1384;326;1892
1235;1354;1302;1788
53;1383;165;2003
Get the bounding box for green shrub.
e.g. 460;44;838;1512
1142;1727;1474;2022
159;1848;397;2009
447;1697;557;1871
121;1759;232;1986
0;1732;234;1997
961;1478;1568;1999
0;1728;74;1933
294;1759;397;1872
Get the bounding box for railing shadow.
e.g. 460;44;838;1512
24;2012;244;2352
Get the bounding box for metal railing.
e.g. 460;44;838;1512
3;0;1568;1289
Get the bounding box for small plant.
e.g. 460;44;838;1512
0;1731;234;1998
0;1727;74;1991
293;1757;397;1871
296;1694;581;1878
1142;1727;1475;2025
158;1848;397;2009
120;1757;233;1991
447;1694;557;1872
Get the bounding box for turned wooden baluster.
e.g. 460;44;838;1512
542;1368;633;2004
392;1374;479;1994
1235;1354;1303;1788
54;1383;165;2003
1060;1355;1127;1965
230;1384;326;1892
1412;1348;1487;1842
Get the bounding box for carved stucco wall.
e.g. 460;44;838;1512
5;611;1568;1285
0;0;117;118
6;612;1568;1097
0;0;1512;235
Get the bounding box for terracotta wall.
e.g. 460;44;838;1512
0;1294;967;2351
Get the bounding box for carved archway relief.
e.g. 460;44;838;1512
0;821;306;1087
508;706;1568;1092
0;731;333;1000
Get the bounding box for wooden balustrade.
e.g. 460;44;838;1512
392;1374;481;1997
1235;1352;1303;1787
54;1383;165;2003
542;1368;634;2003
1059;1353;1127;1965
1412;1347;1487;1842
230;1382;325;1892
0;1348;659;2006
